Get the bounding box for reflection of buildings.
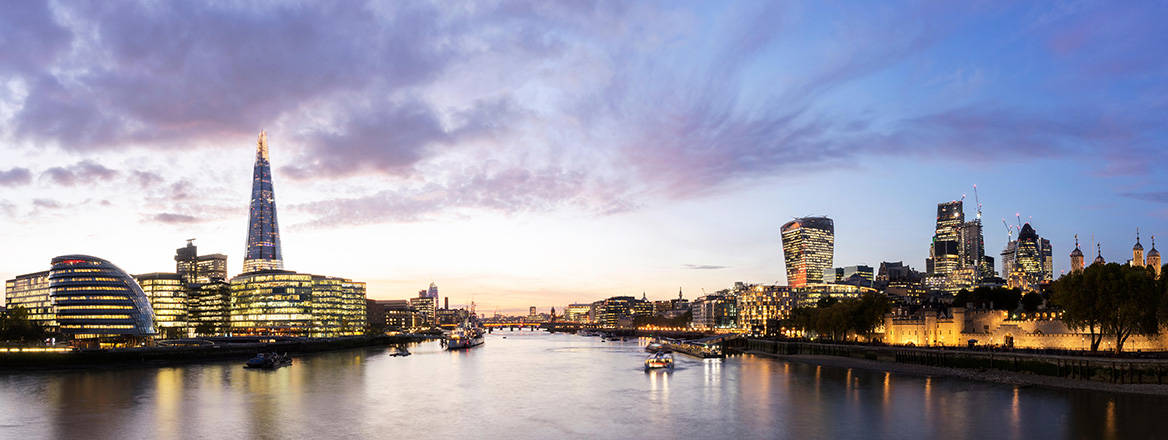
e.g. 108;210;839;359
781;217;834;288
4;270;55;331
50;255;156;345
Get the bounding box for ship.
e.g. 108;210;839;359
445;317;485;350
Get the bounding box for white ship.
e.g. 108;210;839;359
445;318;485;350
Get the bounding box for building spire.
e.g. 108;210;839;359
257;130;269;161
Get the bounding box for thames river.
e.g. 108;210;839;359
2;331;1167;439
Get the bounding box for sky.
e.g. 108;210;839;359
1;1;1167;314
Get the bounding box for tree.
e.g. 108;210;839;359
1021;291;1044;313
1052;263;1161;353
0;306;47;342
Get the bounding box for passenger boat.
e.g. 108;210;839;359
245;352;292;369
389;346;411;357
644;352;674;370
445;317;485;350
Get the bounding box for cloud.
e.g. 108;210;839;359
32;198;61;209
151;213;201;224
682;264;727;270
40;161;119;186
0;168;32;186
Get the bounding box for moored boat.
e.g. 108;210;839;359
446;317;485;350
389;346;411;357
245;352;292;369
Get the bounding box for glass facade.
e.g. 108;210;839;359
4;270;55;331
229;271;367;337
930;201;964;275
136;272;187;339
49;255;157;340
191;281;231;336
243;131;284;273
736;284;793;336
1002;223;1053;291
781;217;835;288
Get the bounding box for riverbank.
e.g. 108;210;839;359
741;350;1168;397
0;334;430;371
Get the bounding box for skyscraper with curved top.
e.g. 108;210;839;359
243;130;284;273
781;217;834;288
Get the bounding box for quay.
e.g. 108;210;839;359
0;334;430;370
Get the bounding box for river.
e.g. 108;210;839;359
1;331;1166;439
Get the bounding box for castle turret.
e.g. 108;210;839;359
1070;234;1084;272
1093;243;1105;266
1132;229;1145;267
1148;235;1161;278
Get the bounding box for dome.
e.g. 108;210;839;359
1017;223;1038;241
1070;247;1083;257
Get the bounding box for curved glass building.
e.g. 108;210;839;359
50;255;157;342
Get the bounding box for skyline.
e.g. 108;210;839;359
2;2;1167;313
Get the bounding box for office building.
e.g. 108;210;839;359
929;200;964;275
781;217;835;288
49;255;156;344
792;283;876;308
4;270;55;331
564;303;591;322
1001;223;1053;292
691;292;738;330
228;270;366;337
409;296;436;327
243;131;284;273
736;284;794;336
191;281;231;336
136;272;187;339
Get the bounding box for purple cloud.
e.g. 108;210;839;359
0;168;32;186
40;161;120;186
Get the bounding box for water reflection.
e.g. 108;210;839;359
2;332;1168;439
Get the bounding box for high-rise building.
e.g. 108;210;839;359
191;281;230;337
4;270;55;331
136;272;187;339
691;293;738;330
50;255;156;344
427;282;438;300
1002;223;1053;292
1070;235;1085;272
781;217;834;288
243;131;284;273
529;306;537;318
409;296;436;327
930;201;964;275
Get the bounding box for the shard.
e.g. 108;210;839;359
243;130;284;273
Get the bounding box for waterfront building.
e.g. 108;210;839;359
410;296;436;327
781;216;835;288
228;270;366;337
593;296;653;327
564;303;591;322
49;255;156;345
736;284;794;336
1149;236;1161;278
136;272;187;339
792;283;876;308
380;300;419;331
1000;223;1053;292
243;131;284;273
1070;235;1085;273
4;270;55;331
191;281;230;336
691;292;738;330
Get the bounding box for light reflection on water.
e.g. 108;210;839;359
1;331;1167;439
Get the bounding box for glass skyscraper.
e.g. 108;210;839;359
781;217;835;288
243;130;284;273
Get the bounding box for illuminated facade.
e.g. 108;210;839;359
49;255;156;342
781;217;834;288
691;293;738;330
929;201;964;275
409;296;436;327
1149;236;1161;278
136;272;187;339
228;270;365;337
176;240;228;285
792;283;876;308
736;284;794;336
243;130;284;273
1001;223;1053;292
1132;230;1144;267
191;281;231;336
1070;235;1085;272
564;303;591;322
4;270;55;331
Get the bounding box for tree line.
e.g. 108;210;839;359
784;293;889;342
1051;262;1168;353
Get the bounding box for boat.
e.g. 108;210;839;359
445;316;485;350
644;352;674;370
644;340;665;353
389;346;411;357
245;352;292;369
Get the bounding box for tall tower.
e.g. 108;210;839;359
1131;229;1144;267
930;201;964;275
1148;236;1161;278
243;131;284;273
781;217;835;288
1070;234;1084;272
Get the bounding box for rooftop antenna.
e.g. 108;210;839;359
186;238;196;245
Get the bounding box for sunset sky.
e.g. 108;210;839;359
1;1;1166;313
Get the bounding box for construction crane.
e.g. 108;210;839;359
973;184;982;220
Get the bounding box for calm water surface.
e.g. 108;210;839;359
1;331;1167;439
